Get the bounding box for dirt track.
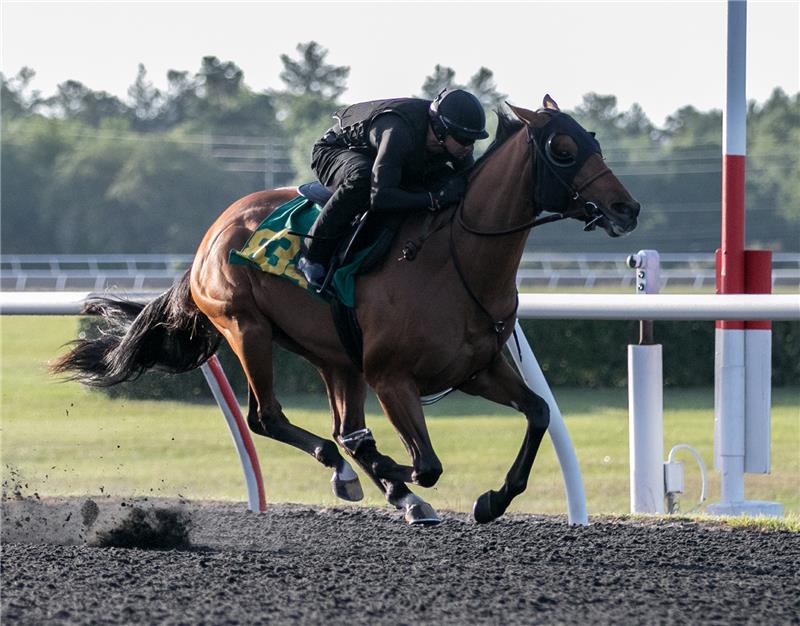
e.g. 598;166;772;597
2;497;798;625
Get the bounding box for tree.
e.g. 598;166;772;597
0;115;75;251
467;67;506;109
420;64;506;111
619;103;654;136
105;138;248;251
274;42;351;183
1;67;41;117
197;56;244;106
279;42;350;100
127;64;163;129
44;79;129;126
420;64;457;99
662;105;722;148
747;88;800;224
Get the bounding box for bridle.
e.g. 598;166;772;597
449;112;614;341
456;114;614;238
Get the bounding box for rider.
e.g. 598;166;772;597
298;88;489;288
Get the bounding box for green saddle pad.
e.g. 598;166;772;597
228;195;377;307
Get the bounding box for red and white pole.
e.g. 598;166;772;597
713;0;748;507
201;355;267;513
710;0;781;516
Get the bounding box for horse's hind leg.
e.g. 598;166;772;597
222;315;347;475
459;354;550;524
322;368;440;525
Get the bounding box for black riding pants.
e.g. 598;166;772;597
305;140;373;264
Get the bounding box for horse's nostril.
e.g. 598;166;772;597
612;201;640;217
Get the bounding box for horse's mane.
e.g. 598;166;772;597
472;111;525;171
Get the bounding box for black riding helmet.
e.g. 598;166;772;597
429;88;489;144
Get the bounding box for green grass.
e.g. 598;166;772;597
2;316;798;517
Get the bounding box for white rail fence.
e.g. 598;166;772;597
4;253;799;292
3;291;799;319
3;290;798;523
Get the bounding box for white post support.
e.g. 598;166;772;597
744;329;772;473
743;250;773;474
506;322;588;525
628;345;664;513
200;355;267;513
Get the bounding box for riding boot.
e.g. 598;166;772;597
302;176;371;266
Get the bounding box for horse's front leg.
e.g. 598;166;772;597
323;368;439;524
370;377;443;488
459;354;550;523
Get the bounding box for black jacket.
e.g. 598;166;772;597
330;98;472;212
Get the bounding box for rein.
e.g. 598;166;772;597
448;206;519;341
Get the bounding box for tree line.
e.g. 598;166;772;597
2;41;798;254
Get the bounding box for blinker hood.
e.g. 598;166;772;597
530;112;603;212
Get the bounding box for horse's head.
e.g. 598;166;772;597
507;95;640;237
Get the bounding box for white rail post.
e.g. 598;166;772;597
200;355;267;513
506;323;589;525
626;250;665;513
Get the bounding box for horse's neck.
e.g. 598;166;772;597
455;131;533;303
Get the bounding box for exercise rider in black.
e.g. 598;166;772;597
298;88;489;289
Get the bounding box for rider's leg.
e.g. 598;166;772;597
302;147;372;268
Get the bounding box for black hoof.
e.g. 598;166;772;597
473;490;503;524
404;502;441;526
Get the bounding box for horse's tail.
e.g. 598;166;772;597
51;270;222;387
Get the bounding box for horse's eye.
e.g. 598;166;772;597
551;148;575;164
545;134;577;167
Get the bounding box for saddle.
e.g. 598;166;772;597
297;181;403;291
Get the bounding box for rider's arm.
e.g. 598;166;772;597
368;115;432;213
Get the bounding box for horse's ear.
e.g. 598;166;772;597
543;94;560;111
506;102;539;126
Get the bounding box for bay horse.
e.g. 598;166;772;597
53;96;640;525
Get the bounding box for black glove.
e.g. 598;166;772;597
428;176;468;211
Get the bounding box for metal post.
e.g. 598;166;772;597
626;250;664;513
712;0;748;513
709;0;782;517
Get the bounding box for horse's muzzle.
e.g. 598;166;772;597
601;200;640;237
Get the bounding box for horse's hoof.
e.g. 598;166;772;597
405;501;441;526
331;476;364;502
473;490;502;524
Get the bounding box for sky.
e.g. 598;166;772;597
1;1;798;127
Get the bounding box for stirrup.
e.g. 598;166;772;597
297;256;326;290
